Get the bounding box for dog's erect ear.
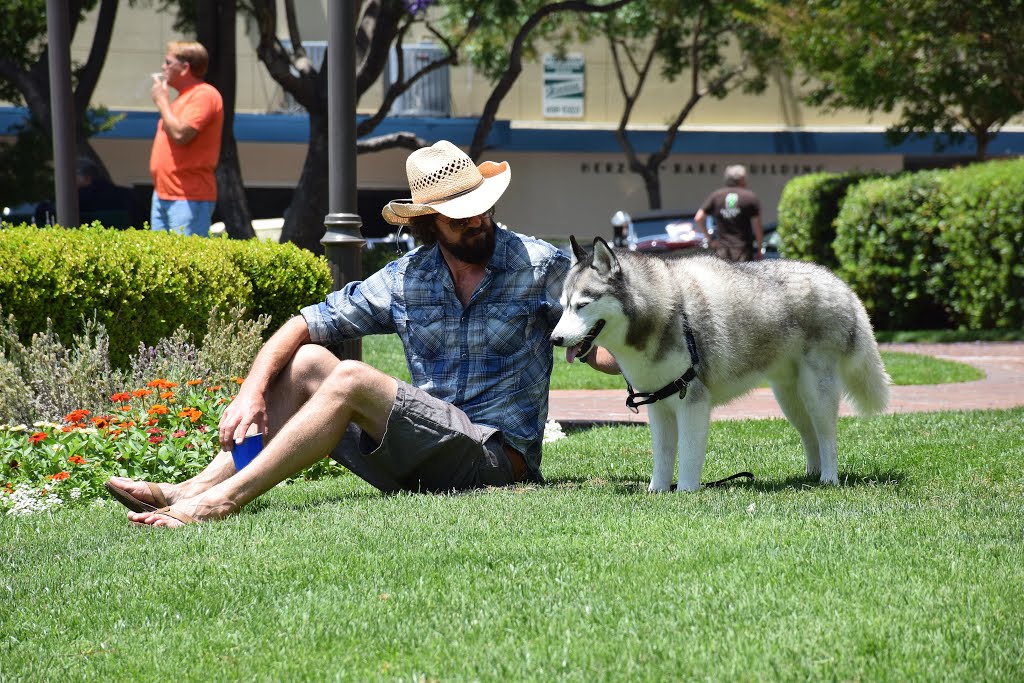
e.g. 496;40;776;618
568;234;588;266
591;236;620;277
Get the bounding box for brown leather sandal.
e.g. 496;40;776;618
105;480;168;513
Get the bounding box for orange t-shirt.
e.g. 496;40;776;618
149;82;223;201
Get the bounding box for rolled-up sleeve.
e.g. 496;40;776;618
300;265;399;345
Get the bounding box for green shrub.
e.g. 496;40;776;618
0;224;332;366
832;159;1024;331
776;171;878;268
935;158;1024;329
833;171;949;330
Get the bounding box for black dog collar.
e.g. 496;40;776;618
624;311;700;413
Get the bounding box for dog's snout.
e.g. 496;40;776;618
550;334;564;347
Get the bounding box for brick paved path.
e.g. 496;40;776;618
548;342;1024;426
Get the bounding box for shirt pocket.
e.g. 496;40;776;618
485;302;533;357
395;305;447;360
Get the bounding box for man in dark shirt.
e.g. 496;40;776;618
695;164;764;262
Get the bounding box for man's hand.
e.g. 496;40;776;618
150;74;169;106
218;383;268;452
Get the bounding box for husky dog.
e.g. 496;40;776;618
551;236;890;492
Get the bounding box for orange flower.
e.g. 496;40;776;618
120;405;132;412
28;432;47;444
64;409;90;423
110;392;132;403
147;378;179;389
186;379;203;386
159;391;174;400
147;404;170;416
68;455;87;465
132;389;152;398
61;425;76;433
207;385;223;392
144;418;159;427
47;471;70;481
232;376;245;385
177;407;203;423
90;416;111;429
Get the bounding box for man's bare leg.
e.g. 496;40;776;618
108;344;346;509
127;356;397;527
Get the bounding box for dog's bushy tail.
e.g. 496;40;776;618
840;308;891;416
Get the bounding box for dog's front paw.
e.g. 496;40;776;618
647;480;672;493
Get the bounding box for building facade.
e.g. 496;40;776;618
2;3;1022;240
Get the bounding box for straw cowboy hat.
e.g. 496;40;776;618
382;140;511;226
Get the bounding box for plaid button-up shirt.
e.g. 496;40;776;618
301;228;570;476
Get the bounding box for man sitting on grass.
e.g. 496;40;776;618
106;140;616;527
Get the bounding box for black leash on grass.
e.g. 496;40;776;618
703;471;754;488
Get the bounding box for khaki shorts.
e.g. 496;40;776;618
328;381;522;493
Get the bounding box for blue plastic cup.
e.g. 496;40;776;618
232;432;264;470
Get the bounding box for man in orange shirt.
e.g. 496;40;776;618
149;41;223;237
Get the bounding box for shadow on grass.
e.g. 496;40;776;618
544;468;906;495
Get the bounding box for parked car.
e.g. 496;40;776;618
761;222;781;259
611;209;710;254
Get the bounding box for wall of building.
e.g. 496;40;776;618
3;3;1020;242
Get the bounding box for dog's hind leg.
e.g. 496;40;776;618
769;376;821;477
675;387;712;492
647;402;677;492
796;354;841;485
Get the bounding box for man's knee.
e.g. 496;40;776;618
322;360;397;422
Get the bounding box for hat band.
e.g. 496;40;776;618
421;176;485;206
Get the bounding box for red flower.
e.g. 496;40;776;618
68;455;87;465
47;471;70;481
64;409;90;423
172;430;186;438
149;435;165;445
110;392;132;403
28;432;47;445
147;427;162;434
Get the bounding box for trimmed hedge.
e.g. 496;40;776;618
0;224;333;366
832;158;1024;331
775;171;878;268
832;171;948;330
936;159;1024;329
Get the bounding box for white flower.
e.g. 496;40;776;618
1;483;64;516
543;420;566;444
8;424;27;432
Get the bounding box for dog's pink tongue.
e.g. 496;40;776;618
566;346;578;364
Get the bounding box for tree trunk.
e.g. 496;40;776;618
281;109;330;254
642;165;662;210
198;1;254;239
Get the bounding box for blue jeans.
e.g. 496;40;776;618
150;193;215;237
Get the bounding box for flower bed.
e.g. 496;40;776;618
0;377;238;515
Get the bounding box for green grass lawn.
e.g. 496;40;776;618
363;334;985;390
2;408;1021;681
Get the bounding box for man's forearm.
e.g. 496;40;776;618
242;315;312;395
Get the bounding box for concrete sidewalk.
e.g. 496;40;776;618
548;342;1024;426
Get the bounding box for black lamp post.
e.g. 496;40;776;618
322;0;366;361
46;0;79;228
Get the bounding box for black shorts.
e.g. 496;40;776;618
329;381;521;493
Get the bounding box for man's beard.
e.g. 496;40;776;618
436;223;496;265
